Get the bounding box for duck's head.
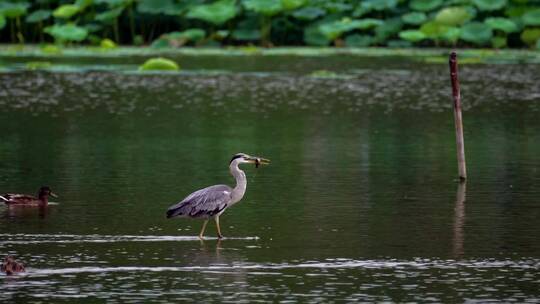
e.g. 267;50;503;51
38;186;58;199
229;153;270;167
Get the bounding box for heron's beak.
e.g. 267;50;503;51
50;192;58;198
248;156;270;167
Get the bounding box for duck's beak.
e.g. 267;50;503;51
50;192;58;198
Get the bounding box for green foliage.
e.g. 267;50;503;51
520;28;540;46
460;22;493;45
399;30;427;42
401;12;427;25
485;17;518;33
44;24;89;42
53;4;80;19
472;0;507;11
187;0;237;25
100;38;117;49
522;9;540;26
409;0;443;12
139;57;180;71
1;0;540;49
435;7;471;26
26;9;52;23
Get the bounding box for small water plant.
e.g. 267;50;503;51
138;57;180;71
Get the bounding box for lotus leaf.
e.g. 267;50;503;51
25;61;52;70
324;3;353;13
522;9;540;26
359;0;398;12
520;28;540;46
243;0;283;16
232;29;261;41
40;44;62;54
374;18;403;42
387;40;412;47
85;23;103;33
187;0;237;25
139;57;179;71
460;22;493;44
485;17;518;33
409;0;443;12
401;12;427;25
76;0;94;9
304;25;330;46
53;4;80;19
96;7;124;22
505;6;532;18
472;0;507;11
44;24;89;42
26;9;51;23
150;38;170;48
491;36;507;48
399;30;427;42
0;2;29;18
435;7;471;26
0;15;5;30
292;7;325;21
344;34;374;47
319;18;382;41
282;0;306;11
100;38;117;49
137;0;183;15
167;29;206;42
420;21;450;39
441;27;460;43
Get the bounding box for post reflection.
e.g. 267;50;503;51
452;182;466;258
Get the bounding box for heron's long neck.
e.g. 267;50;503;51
230;162;247;203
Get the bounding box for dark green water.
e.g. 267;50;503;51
0;56;539;303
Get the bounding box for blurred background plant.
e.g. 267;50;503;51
0;0;539;49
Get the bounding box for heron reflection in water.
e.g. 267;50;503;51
166;153;270;239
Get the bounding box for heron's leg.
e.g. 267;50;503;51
215;216;224;239
199;220;209;239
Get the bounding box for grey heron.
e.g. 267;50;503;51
166;153;270;239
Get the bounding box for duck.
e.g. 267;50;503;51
1;256;25;275
1;186;58;206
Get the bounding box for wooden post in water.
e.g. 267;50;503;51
449;52;467;182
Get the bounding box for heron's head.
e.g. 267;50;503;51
230;153;270;167
38;186;58;198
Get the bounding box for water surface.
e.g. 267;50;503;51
0;55;539;302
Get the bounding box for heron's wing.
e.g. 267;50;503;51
166;185;233;219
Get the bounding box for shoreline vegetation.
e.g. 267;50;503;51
0;0;539;50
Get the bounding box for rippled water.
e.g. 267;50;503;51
0;55;539;302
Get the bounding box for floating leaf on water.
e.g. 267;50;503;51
139;57;179;71
292;7;325;21
40;44;62;54
399;30;427;42
520;28;540;46
460;22;493;45
44;24;89;42
522;9;540;26
409;0;443;12
25;61;52;70
25;9;52;23
186;0;237;25
484;17;518;33
345;34;374;47
401;12;427;25
53;4;80;19
100;38;117;49
435;7;471;26
472;0;507;11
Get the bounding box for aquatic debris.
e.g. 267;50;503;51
138;57;180;71
1;256;25;275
